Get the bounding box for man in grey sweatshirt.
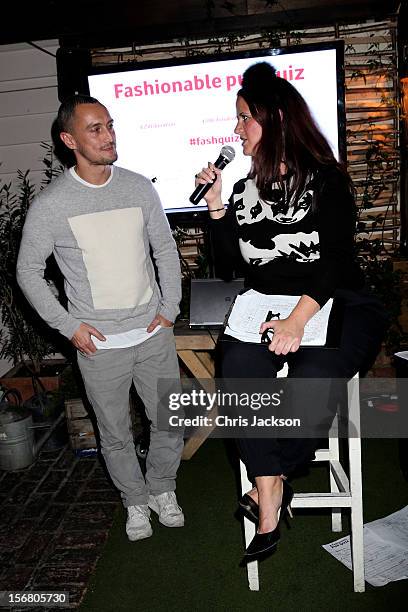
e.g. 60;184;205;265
17;95;184;541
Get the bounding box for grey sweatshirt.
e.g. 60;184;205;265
17;166;181;339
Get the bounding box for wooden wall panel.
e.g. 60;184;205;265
0;40;59;188
0;143;52;175
0;44;58;81
0;87;58;117
0;40;59;376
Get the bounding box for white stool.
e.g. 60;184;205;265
240;369;365;592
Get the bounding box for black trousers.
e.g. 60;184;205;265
219;289;388;480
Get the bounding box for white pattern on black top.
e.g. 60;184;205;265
230;177;319;267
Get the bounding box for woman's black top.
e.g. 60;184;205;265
210;165;364;308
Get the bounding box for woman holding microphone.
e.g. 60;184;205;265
195;62;386;560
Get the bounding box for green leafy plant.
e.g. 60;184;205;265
347;41;406;356
356;239;407;355
0;144;64;374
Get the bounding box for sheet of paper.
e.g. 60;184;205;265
395;351;408;361
323;505;408;587
225;289;333;346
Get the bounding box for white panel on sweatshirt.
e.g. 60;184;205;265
68;207;153;310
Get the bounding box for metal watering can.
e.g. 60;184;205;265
0;389;65;471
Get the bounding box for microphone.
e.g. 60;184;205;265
189;145;235;205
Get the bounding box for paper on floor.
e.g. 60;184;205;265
323;505;408;587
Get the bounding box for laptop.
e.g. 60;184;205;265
189;278;245;328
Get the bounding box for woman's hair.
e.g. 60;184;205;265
238;62;351;201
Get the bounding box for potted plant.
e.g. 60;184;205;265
0;144;69;400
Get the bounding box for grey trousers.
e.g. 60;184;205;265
77;327;183;507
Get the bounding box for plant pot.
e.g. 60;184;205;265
0;358;67;402
25;390;68;452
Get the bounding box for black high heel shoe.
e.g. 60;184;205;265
244;480;294;558
239;493;259;523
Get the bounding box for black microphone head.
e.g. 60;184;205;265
220;145;235;163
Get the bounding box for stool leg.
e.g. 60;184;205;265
348;375;365;593
329;414;342;532
240;459;259;590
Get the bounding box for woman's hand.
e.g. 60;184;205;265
260;318;304;355
259;295;321;355
195;163;223;210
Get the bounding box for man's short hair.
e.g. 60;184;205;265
57;94;100;133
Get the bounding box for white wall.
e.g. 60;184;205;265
0;40;59;376
0;39;59;186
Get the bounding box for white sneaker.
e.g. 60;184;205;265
148;491;185;527
126;504;153;541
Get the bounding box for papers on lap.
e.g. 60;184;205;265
225;289;333;346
